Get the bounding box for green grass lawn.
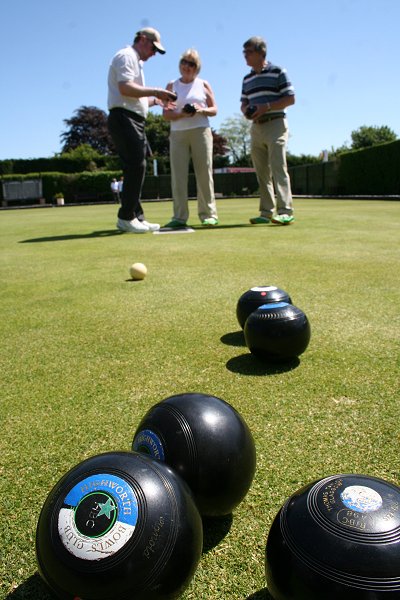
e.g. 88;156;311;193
1;198;399;599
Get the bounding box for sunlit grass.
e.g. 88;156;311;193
1;198;399;599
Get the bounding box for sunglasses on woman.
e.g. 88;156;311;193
181;59;197;68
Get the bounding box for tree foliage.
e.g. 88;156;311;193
59;105;397;170
211;129;229;157
218;114;320;167
58;144;106;171
145;113;170;156
59;143;103;161
287;153;320;167
60;106;115;154
332;125;398;157
350;125;397;149
218;114;252;165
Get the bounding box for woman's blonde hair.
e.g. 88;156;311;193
180;48;201;73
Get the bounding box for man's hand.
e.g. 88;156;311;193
245;103;271;120
156;89;177;102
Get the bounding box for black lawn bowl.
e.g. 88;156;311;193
236;286;292;329
36;451;202;600
132;393;256;517
244;302;310;361
265;473;400;599
182;103;197;114
245;105;257;118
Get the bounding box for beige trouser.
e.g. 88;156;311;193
250;118;293;217
169;127;218;223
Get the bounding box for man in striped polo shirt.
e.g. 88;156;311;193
241;36;295;225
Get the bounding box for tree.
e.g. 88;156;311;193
211;129;230;169
212;129;229;157
58;143;104;171
329;143;350;158
350;125;397;149
59;143;103;161
331;125;398;157
218;114;252;165
287;153;320;167
60;106;115;154
145;113;170;156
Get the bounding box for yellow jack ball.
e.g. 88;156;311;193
130;262;147;280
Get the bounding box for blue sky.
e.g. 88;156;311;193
1;0;399;160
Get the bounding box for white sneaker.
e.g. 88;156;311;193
116;218;149;233
142;220;160;232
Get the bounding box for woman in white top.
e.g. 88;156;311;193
163;49;219;227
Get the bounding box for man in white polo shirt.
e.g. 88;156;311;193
108;27;176;233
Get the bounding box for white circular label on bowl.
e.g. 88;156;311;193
340;485;383;513
58;473;138;560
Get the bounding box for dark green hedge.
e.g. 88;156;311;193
0;156;121;175
0;172;120;203
337;139;400;195
0;154;170;176
2;140;399;203
288;140;400;195
1;170;259;204
288;162;340;195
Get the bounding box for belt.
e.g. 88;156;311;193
255;114;284;124
109;107;145;123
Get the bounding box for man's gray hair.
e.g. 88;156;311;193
243;36;267;58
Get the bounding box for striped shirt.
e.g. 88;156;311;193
241;62;294;116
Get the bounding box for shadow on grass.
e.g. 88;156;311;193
226;353;300;376
8;564;272;600
19;223;285;243
19;230;122;243
191;223;254;231
6;573;54;599
246;588;274;600
202;513;233;553
191;223;289;233
125;279;146;283
221;330;246;347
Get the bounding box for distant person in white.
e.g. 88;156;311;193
110;178;120;203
